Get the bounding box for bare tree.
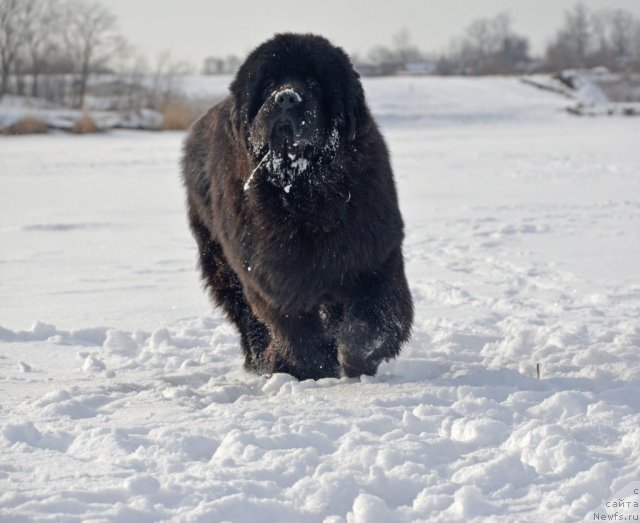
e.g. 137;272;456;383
444;12;530;74
148;51;191;111
363;29;426;74
546;3;593;70
21;0;64;98
114;48;150;111
62;0;123;108
593;8;638;66
608;9;635;58
392;29;424;63
0;0;31;99
592;10;612;62
566;3;592;66
465;14;509;64
546;4;640;71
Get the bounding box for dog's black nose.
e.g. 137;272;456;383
274;89;301;109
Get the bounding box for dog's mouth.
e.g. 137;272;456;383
246;142;314;192
263;119;316;171
269;118;296;156
246;119;331;191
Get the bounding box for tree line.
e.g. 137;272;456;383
353;5;640;76
0;0;191;109
2;0;640;109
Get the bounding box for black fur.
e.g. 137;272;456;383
181;33;413;380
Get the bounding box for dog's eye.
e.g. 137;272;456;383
260;78;277;101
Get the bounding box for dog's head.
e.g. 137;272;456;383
230;33;366;187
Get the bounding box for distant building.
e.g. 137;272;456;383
355;61;437;77
203;57;225;75
202;56;242;76
402;62;437;75
354;63;380;77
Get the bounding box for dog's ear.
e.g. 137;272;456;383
228;97;244;142
340;68;366;142
229;57;257;144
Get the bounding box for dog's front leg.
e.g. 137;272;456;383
246;289;339;380
338;249;413;377
266;311;339;381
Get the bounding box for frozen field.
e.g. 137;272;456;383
1;77;639;522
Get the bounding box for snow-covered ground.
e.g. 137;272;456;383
1;77;639;522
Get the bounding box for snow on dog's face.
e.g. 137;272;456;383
230;33;366;189
249;79;325;169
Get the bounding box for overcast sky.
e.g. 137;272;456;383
102;0;640;67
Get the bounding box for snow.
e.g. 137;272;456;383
1;76;640;522
562;69;610;105
524;71;640;116
0;96;164;131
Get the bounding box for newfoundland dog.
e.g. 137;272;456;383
182;33;413;380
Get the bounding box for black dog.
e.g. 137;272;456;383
182;33;413;380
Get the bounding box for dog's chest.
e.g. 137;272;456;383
235;224;350;310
